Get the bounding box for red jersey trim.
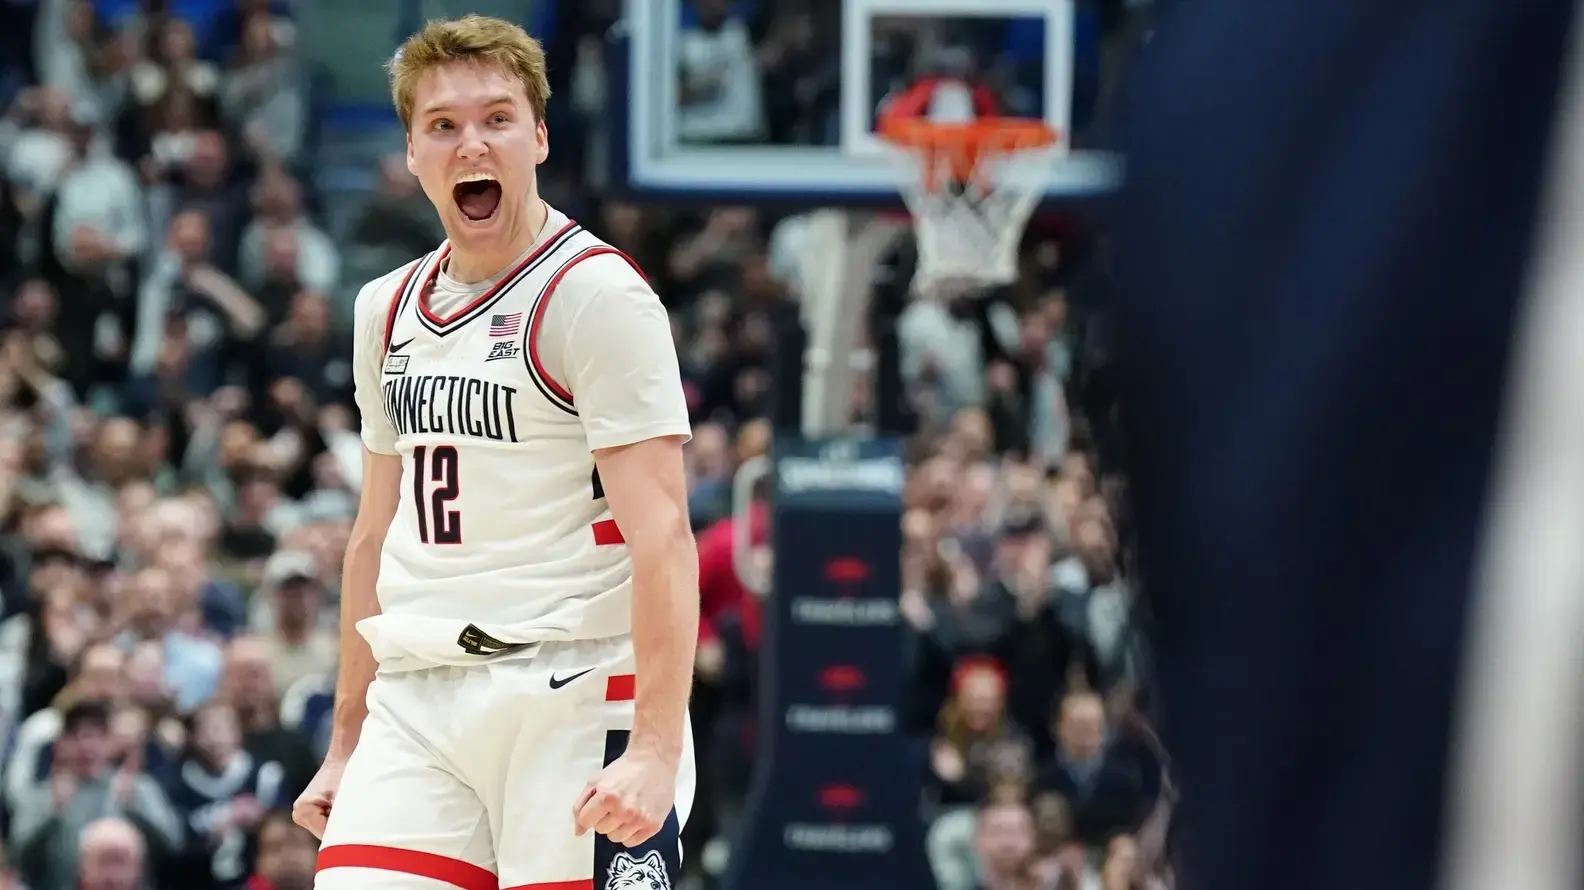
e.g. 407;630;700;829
415;220;580;330
317;844;495;890
521;246;648;415
380;253;431;352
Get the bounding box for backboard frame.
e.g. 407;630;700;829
839;0;1074;160
611;0;1121;206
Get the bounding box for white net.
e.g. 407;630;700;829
890;137;1057;297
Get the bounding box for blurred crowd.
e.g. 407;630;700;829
0;0;1162;889
895;285;1172;890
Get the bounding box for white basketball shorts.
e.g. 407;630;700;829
314;635;696;890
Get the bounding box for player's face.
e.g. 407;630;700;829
407;61;548;252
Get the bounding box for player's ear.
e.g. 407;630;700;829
534;119;549;165
406;135;418;177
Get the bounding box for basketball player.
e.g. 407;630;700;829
1117;2;1584;890
291;16;699;890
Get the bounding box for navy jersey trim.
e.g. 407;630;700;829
591;728;682;890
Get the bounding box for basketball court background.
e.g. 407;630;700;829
609;2;1120;888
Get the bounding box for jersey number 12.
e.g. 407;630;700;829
411;446;609;546
412;444;461;544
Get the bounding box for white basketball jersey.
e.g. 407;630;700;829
349;205;691;668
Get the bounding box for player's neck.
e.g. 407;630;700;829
445;197;549;285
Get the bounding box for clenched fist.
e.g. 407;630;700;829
573;748;676;847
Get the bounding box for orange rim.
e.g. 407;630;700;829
878;116;1057;194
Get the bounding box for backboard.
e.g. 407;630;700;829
612;0;1121;205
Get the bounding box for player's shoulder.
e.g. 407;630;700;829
534;204;648;295
552;224;651;299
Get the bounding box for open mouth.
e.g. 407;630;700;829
452;177;502;222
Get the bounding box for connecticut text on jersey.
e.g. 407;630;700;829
381;375;522;442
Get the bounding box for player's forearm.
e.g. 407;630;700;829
627;515;699;766
326;534;383;761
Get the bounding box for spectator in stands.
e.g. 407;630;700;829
115;565;224;714
1037;691;1147;847
898;289;1002;421
252;228;308;319
927;659;1039;890
181;397;266;522
213;1;294;58
51;417;145;562
683;421;734;530
121;641;181;762
153;534;246;639
237;170;336;296
32;1;100;118
1054;513;1137;693
140;88;205;185
144;130;247;275
756;8;839;144
342;155;445;303
929;657;1032;808
242;809;315;890
218;10;305;166
993;509;1105;743
6;278;67;387
1026;791;1077;883
4;642;124;814
75;816;150;890
47;121;146;391
675;0;765;144
667;207;761;308
970;799;1039;890
218;638;315;799
130;208;264;402
10;700;182;890
129;18;220;117
247;551;333;695
167;699;279;889
5;87;77;208
260;291;349;409
17;578;90;723
595;202;669;288
213;463;279;560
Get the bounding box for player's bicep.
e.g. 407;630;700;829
350;447;403;548
559;269;691;451
592;435;691;554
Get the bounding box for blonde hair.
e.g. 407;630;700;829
388;15;551;130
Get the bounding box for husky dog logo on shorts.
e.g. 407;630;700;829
607;850;670;890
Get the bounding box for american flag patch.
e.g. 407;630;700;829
488;313;522;338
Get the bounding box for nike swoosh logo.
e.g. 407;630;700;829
389;337;415;353
548;668;595;690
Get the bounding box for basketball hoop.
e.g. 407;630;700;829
879;116;1059;297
